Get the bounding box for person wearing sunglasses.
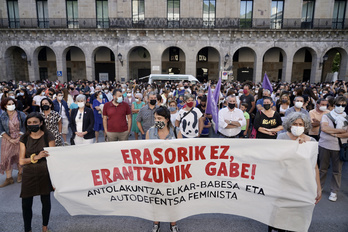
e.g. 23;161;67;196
318;96;348;202
70;94;95;145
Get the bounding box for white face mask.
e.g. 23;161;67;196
77;102;85;108
135;98;139;102
41;92;45;96
334;106;345;114
57;96;63;101
291;126;304;137
319;106;327;112
295;102;303;109
127;93;132;97
6;105;16;111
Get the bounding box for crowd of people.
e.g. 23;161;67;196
0;78;347;232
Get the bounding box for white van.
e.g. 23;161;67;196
139;74;200;84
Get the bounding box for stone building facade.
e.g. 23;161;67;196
0;0;347;83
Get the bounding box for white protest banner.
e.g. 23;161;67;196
46;139;318;232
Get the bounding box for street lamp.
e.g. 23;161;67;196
320;54;329;68
224;53;230;67
117;53;123;66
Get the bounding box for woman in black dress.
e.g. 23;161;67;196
19;112;55;232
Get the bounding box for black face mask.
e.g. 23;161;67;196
228;103;235;109
41;105;50;111
281;99;288;103
27;124;40;133
264;104;271;110
150;100;157;105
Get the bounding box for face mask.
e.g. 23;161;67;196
228;103;235;109
117;97;123;103
180;87;184;90
102;85;106;88
57;96;63;101
122;89;125;92
99;95;103;99
293;92;296;96
186;102;194;108
135;98;139;102
9;96;15;99
334;106;345;114
136;91;140;93
281;99;288;104
291;126;304;137
19;92;24;96
127;93;132;97
150;99;157;105
319;106;327;111
169;107;176;112
77;102;85;108
243;89;248;95
178;100;183;104
41;92;45;96
263;104;271;110
105;90;109;93
295;102;303;109
6;105;16;111
27;124;40;133
155;121;166;129
41;105;50;111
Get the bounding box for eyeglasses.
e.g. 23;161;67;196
335;104;347;107
79;113;82;120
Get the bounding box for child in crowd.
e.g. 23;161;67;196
239;103;250;138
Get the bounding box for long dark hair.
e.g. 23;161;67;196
154;106;172;128
22;112;49;139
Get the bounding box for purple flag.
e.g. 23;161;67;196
206;83;220;134
262;73;273;93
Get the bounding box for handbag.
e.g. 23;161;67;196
250;127;257;139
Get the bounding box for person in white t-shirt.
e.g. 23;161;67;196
175;94;203;138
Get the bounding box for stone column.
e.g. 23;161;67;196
254;53;263;83
150;57;161;75
85;55;94;81
283;55;293;83
27;58;39;82
55;48;67;83
311;58;322;83
186;58;196;77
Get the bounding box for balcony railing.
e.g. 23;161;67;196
0;18;345;29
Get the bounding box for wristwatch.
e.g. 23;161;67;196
229;120;232;125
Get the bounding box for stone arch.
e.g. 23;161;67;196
161;46;186;74
127;46;151;80
63;46;86;81
4;46;29;81
321;47;348;82
33;46;57;81
196;46;220;82
262;47;287;82
92;46;116;81
291;47;317;83
232;47;256;82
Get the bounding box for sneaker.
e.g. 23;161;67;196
328;192;337;202
64;142;69;146
152;223;160;232
170;225;179;232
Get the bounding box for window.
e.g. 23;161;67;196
67;0;78;28
168;0;180;28
240;0;253;28
333;0;346;29
270;0;283;29
132;0;145;26
96;0;109;28
36;0;49;28
169;47;180;61
301;0;315;29
203;0;216;28
7;0;19;28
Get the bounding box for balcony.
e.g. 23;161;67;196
0;17;345;30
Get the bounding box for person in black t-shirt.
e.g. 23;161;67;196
253;97;283;139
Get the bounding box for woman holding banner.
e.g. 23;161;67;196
146;106;182;232
19;112;55;232
272;112;321;232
